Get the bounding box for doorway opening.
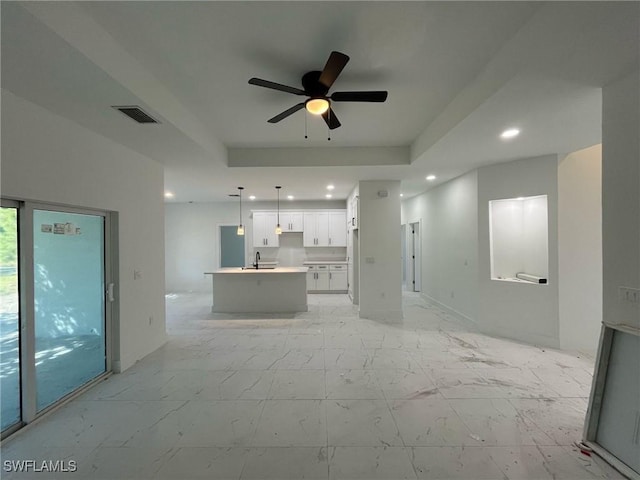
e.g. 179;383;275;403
219;225;245;268
407;222;421;292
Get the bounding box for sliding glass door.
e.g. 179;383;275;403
33;209;106;411
1;201;111;436
0;205;21;431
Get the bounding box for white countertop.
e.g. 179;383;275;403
207;267;308;274
303;260;348;265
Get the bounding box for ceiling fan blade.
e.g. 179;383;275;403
321;107;341;130
249;77;306;96
267;102;306;123
331;91;388;102
318;51;350;90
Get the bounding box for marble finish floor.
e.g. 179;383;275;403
1;293;625;479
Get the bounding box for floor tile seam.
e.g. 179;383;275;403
503;397;576;447
145;445;183;478
239;396;272;479
438;394;519;400
423;395;478;446
323;355;330;480
407;350;439;381
380;386;447;456
528;368;586;397
470;369;565;398
378;376;421;479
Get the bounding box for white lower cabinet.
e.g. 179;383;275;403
306;264;348;292
307;265;329;291
329;269;347;291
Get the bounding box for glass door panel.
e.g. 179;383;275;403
0;206;21;430
33;210;105;411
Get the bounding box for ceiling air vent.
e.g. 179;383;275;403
113;106;159;124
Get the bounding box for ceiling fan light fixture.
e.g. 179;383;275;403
306;98;330;115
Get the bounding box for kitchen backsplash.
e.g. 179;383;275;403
252;233;346;266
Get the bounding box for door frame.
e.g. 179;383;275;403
1;198;115;436
217;223;246;269
403;220;422;293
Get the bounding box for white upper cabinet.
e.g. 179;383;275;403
252;211;279;247
328;211;347;247
279;211;303;232
303;212;321;246
304;211;346;247
254;209;346;248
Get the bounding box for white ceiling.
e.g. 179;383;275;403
2;2;638;202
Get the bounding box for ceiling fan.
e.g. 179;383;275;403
248;51;388;130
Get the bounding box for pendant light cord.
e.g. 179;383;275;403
238;187;243;225
276;186;281;224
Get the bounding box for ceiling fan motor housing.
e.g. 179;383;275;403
302;71;329;97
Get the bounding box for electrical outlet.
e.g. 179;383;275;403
134;270;142;280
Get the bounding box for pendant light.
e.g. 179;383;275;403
275;186;282;235
236;187;245;236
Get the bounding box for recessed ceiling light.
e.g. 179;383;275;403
164;191;174;198
516;197;525;200
249;195;256;200
400;193;404;197
327;184;335;190
426;175;436;181
287;195;294;200
500;128;520;139
325;194;333;199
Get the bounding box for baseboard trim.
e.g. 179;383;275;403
420;293;477;329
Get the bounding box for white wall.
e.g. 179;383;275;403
402;170;479;322
358;180;402;320
558;144;602;354
165;200;347;293
477;155;560;347
594;68;640;475
1;90;166;372
602;70;640;331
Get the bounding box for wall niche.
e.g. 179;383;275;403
489;195;549;284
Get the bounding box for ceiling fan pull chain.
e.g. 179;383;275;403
305;110;308;139
327;109;331;141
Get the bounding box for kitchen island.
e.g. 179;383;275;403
204;267;308;313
